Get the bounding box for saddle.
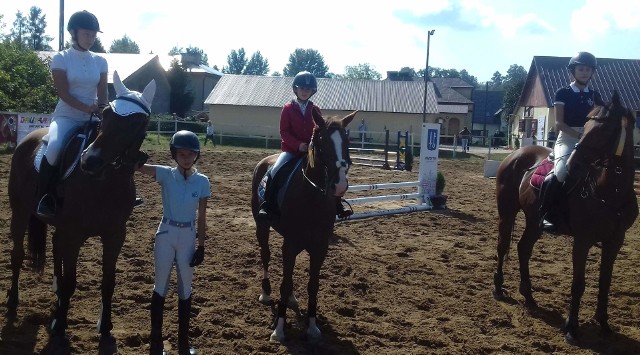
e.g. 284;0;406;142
35;121;98;181
258;157;304;211
530;157;554;190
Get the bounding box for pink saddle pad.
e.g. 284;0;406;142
530;158;553;189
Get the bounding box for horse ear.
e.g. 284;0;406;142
142;79;157;107
311;106;326;129
341;110;358;127
611;90;621;107
113;71;128;96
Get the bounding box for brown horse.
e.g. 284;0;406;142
251;109;356;343
493;90;638;344
6;72;155;352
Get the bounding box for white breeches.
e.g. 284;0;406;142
153;222;196;300
553;127;584;182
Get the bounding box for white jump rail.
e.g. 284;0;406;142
339;181;432;221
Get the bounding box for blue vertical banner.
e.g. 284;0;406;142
419;123;440;196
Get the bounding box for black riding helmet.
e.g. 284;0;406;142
292;71;317;96
567;52;597;74
170;130;200;162
67;10;101;32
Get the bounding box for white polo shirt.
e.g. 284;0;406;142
155;166;211;222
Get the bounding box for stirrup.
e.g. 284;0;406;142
36;195;56;218
134;197;144;207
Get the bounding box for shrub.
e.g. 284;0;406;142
436;172;446;195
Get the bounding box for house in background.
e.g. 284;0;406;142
511;56;640;146
205;75;439;144
471;89;504;142
38;52;171;114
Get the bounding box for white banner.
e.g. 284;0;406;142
418;123;440;196
17;113;52;144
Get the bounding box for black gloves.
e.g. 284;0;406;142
190;245;204;267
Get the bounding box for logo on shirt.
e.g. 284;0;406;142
192;192;199;198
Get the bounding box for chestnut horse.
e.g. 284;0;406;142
493;91;638;344
6;72;155;352
251;109;356;343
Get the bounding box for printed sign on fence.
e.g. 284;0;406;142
419;123;440;196
17;113;52;144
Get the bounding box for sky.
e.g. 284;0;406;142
1;0;639;82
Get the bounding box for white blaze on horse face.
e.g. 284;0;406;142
331;130;349;196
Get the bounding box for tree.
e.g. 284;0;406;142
343;63;381;80
170;46;210;66
222;48;247;74
501;64;528;121
0;42;57;112
8;11;28;48
90;38;106;53
243;51;269;75
109;35;140;54
283;48;329;78
166;59;194;117
489;71;503;90
26;6;53;50
459;69;478;87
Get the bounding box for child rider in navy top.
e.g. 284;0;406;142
539;52;605;228
137;130;211;355
258;71;352;220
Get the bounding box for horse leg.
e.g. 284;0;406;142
7;213;29;320
50;232;81;340
494;213;516;300
517;221;542;308
594;239;622;336
270;242;296;343
564;240;590;345
256;221;272;305
96;231;126;352
305;242;328;343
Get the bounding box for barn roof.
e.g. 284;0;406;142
205;75;439;114
526;56;640;110
430;77;474;104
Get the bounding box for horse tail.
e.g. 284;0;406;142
27;215;47;273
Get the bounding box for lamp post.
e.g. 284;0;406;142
59;0;64;51
422;29;435;123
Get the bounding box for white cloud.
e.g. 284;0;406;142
571;0;640;41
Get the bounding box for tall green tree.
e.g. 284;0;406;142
222;48;247;74
167;59;194;117
0;43;57;112
459;69;478;87
109;35;140;54
243;51;269;75
26;6;53;50
489;71;503;90
283;48;329;78
90;38;106;53
8;11;28;48
501;64;528;121
343;63;381;80
170;46;210;66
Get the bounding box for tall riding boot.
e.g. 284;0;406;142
178;296;197;355
335;196;353;219
149;291;166;355
36;157;58;218
538;173;561;228
258;175;275;219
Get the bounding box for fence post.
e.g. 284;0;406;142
156;119;160;143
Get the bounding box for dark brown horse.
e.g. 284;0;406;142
493;91;638;344
6;72;155;352
251;109;356;343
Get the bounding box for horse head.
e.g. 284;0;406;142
568;90;636;176
81;71;156;175
307;109;357;197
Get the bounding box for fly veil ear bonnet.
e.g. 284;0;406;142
111;71;156;116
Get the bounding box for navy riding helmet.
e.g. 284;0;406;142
67;10;101;32
170;130;200;161
292;71;317;93
567;52;597;74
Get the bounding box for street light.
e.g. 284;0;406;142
422;29;435;123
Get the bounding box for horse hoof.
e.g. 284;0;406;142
259;293;272;305
269;329;285;343
98;334;117;355
492;289;505;301
49;334;70;355
523;298;537;309
565;331;580;345
306;325;322;344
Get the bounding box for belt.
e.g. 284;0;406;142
161;217;192;228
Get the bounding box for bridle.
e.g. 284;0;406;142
302;124;350;195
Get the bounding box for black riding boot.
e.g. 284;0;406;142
36;157;58;218
178;296;197;355
258;175;275;219
538;173;561;229
150;291;166;355
335;197;353;219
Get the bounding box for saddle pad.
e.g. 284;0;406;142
530;158;553;189
257;158;304;208
34;131;91;181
